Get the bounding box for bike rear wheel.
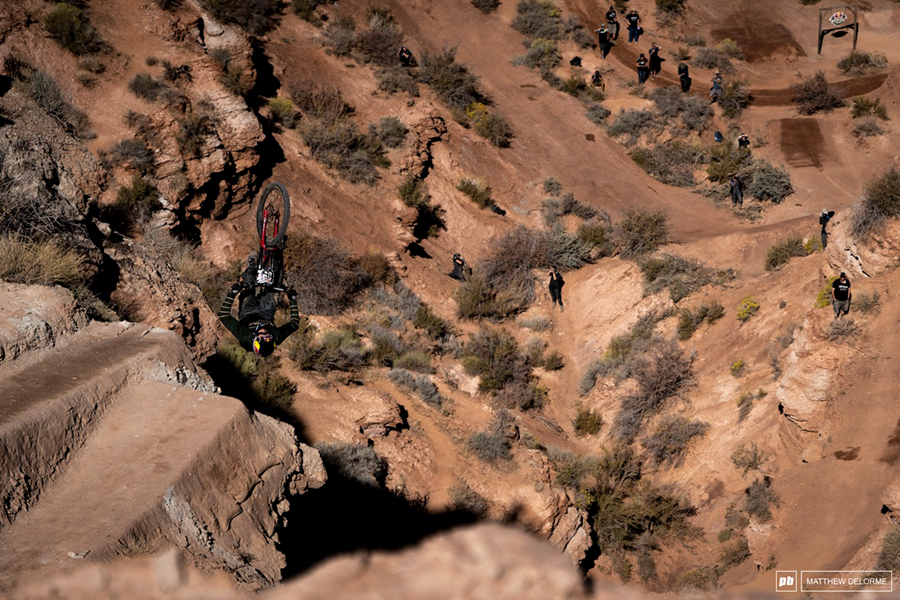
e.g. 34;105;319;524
256;182;290;249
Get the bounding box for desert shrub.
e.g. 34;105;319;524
555;74;604;102
853;290;880;314
630;142;703;188
104;176;161;233
467;103;514;147
837;50;888;75
99;138;155;175
730;359;745;377
746;160;794;203
472;0;501;13
586;102;611;124
581;312;665;395
461;328;531;392
449;480;490;517
78;56;104;74
176;112;214;158
0;234;86;286
542;350;563;370
656;0;686;13
853;118;885;138
44;3;101;55
353;10;404;67
612;339;695;442
793;72;844;115
564;15;595;48
648;86;684;118
641;415;709;468
720;536;751;570
573;406;603;436
670;47;691;61
877;528;900;573
640;254;714;302
155;0;183;9
677;300;725;340
268;98;298;128
542;192;598;225
681;568;719;593
717;38;744;59
745;477;777;522
373;67;417;96
851;168;900;239
198;0;281;35
607;109;660;146
220;63;252;96
468;431;512;463
731;442;769;475
520;315;553;332
283;233;372;314
511;0;563;41
827;317;859;341
680;96;715;132
542;176;562;196
737;389;766;422
161;60;191;83
289;326;368;371
516;38;561;71
215;343;296;410
736;296;759;322
395;351;433;372
24;70;92;139
718;80;751;119
396;176;446;241
387;368;445;406
321;15;358;56
129;72;169;101
413;305;453;341
851;96;889;120
372;116;408;148
706;139;750;183
692;47;732;72
454;272;518;320
765;235;806;271
495;381;547;410
458;177;494;208
316;442;387;486
419;48;484;111
616;209;670;258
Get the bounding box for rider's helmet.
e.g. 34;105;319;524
252;325;275;357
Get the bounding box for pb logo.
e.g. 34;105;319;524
776;571;798;592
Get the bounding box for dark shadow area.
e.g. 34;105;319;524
279;470;482;577
0;75;13;96
406;243;431;258
248;40;280;108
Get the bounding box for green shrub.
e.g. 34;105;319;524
289;326;368;371
467;103;514;148
198;0;282;35
472;0;501;13
731;442;769;475
793;72;844;115
454;272;519;320
640;254;713;302
573;406;603;436
630;142;703;188
468;431;512;462
316;442;387;486
394;351;433;372
718;80;751;119
607;108;660;146
268;98;298;128
457;176;494;208
851;96;889;120
461;327;530;392
706;139;750;183
516;38;561;71
216;343;296;410
718;38;744;59
877;528;900;573
375;66;419;96
745;477;777;522
388;368;445;406
44;3;101;55
419;48;484;111
0;235;86;286
641;415;708;467
511;0;563;41
413;304;453;340
837;50;888;75
816;276;839;308
677;300;725;340
765;235;806;271
220;63;252;96
736;296;759;322
616;209;670;258
543;176;562;196
730;359;745;377
555;74;604;102
99;139;155;175
851;168;900;239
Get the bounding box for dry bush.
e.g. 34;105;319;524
375;66;419;96
745;477;777;522
746;160;794;203
176;111;215;158
573;405;603;436
44;3;101;56
586;102;611;124
289;326;369;372
607;109;661;146
616;209;670;258
99;139;154;175
511;0;563;41
472;0;501;13
717;39;744;59
765;235;806;271
656;0;686;14
102;176;161;234
413;304;454;341
449;479;490;516
720;536;751;570
458;176;494;208
25;70;93;139
468;431;512;463
0;235;86;286
853;118;885;138
691;47;732;72
853;290;880;314
793;72;844;115
851;96;889;120
641;415;708;468
718;80;751;119
541;192;598;225
850;167;900;239
737;389;766;422
706;139;750;183
677;300;725;340
461;327;531;392
128;73;169;101
543;176;562;196
419;48;485;111
555;74;604;102
640;254;714;302
216;343;296;410
827;317;859;341
283;232;371;315
268;98;298;128
580;312;663;394
877;528;900;573
388;368;445;407
731;442;769;475
495;381;547;410
542;350;564;370
372;116;408;148
467;103;514;148
515;38;561;71
78;56;105;74
220;63;252;96
356;10;404;66
838;50;888;75
520;315;553;332
321;15;358;56
198;0;282;35
630;142;703;188
316;442;388;486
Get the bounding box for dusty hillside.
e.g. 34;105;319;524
2;0;900;596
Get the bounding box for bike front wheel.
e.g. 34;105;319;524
256;182;291;249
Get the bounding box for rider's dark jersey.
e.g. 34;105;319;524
218;289;300;351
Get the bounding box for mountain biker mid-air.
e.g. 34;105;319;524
218;257;300;357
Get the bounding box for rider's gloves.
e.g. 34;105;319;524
230;282;243;294
286;287;298;300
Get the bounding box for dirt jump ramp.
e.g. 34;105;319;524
0;305;325;590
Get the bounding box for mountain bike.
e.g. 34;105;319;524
251;181;290;290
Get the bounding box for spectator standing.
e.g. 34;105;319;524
820;208;834;248
548;269;565;311
678;62;691;92
636;53;650;84
626;10;641;43
710;71;723;103
648;43;662;78
831;272;851;319
606;6;619;40
595;25;612;59
450;254;469;280
738;133;750;148
730;174;743;207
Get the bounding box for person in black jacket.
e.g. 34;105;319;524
605;6;619;40
678;62;691;92
218;258;300;357
625;10;641;43
831;272;851;319
820;209;835;248
450;254;470;280
548;269;565;311
636;54;649;84
595;25;612;59
730;174;743;207
648;43;662;78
